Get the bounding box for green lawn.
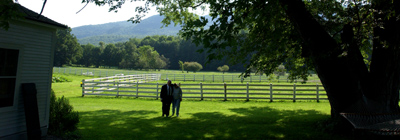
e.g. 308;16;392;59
52;74;349;140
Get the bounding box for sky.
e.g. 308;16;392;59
17;0;159;28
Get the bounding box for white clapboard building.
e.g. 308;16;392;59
0;3;67;139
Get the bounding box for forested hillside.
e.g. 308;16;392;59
67;15;241;72
72;15;182;45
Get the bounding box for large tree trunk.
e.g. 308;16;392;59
367;0;400;113
279;0;400;118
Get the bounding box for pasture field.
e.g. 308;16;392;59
51;73;351;140
53;67;322;83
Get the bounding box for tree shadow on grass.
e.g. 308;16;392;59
78;107;350;140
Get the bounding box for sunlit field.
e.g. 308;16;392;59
51;73;352;140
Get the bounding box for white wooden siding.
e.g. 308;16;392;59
0;20;56;137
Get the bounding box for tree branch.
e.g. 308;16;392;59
76;2;90;14
37;0;47;18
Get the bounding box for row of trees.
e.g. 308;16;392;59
54;28;170;70
54;29;246;72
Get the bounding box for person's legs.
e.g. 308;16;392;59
162;101;167;116
176;100;180;116
172;99;176;115
166;100;172;117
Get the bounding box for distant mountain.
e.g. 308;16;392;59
72;15;184;45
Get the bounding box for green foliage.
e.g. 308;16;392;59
274;64;286;77
267;73;276;83
54;27;83;66
52;75;72;83
73;35;245;72
217;65;229;74
178;60;184;73
137;45;166;70
183;61;203;73
49;89;80;139
0;1;25;30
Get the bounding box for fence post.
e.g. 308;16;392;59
200;82;203;100
166;74;168;80
116;82;119;98
106;71;108;77
270;83;273;102
81;69;83;75
81;79;85;97
316;83;320;102
293;83;296;102
69;68;71;74
92;81;95;94
222;75;224;82
75;69;77;75
156;82;159;100
213;75;214;82
58;67;60;73
194;75;195;81
184;74;186;82
232;75;233;82
99;71;101;77
250;76;252;82
224;83;227;101
64;68;66;74
136;81;139;98
246;82;249;101
259;75;261;82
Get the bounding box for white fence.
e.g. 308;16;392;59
82;74;161;96
82;81;328;102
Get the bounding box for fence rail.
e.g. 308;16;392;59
164;73;321;83
82;80;328;102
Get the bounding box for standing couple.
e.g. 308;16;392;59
160;80;182;117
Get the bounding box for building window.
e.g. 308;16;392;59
0;48;19;108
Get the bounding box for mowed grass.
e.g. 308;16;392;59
52;74;349;140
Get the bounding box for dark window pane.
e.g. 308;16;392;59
0;78;16;107
0;48;19;76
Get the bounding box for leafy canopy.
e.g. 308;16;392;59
84;0;375;81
